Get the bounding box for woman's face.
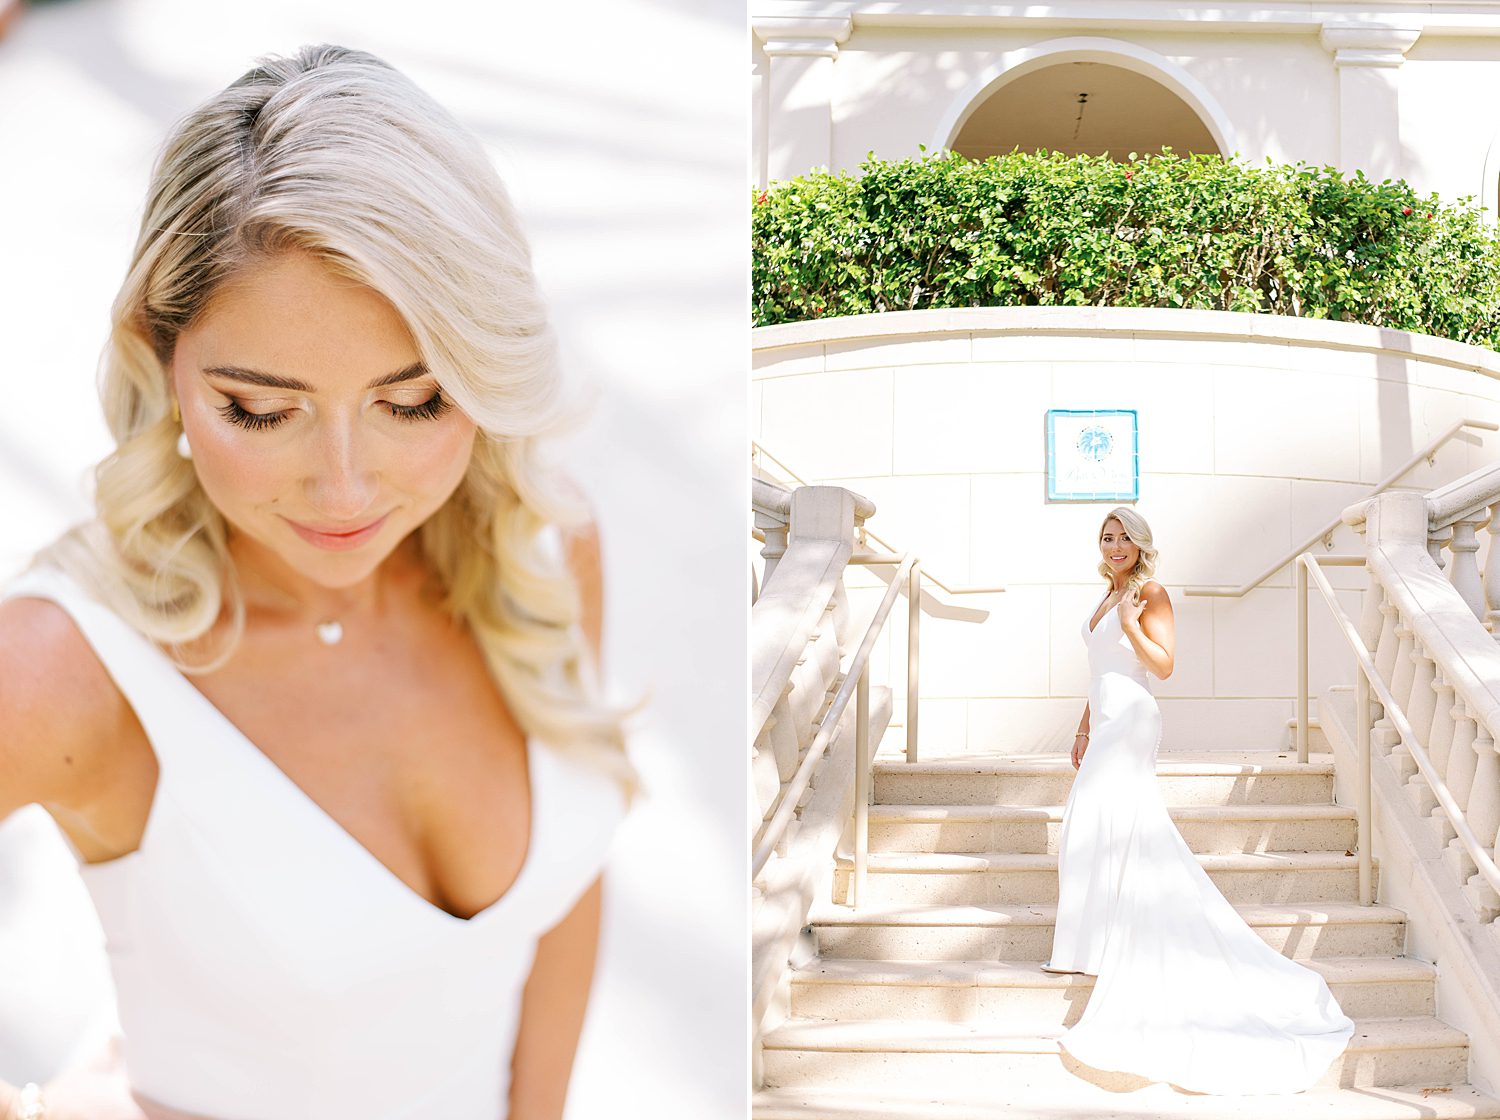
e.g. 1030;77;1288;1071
1099;517;1140;581
169;249;478;589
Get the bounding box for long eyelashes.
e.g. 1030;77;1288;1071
215;393;454;431
389;393;453;423
217;400;288;431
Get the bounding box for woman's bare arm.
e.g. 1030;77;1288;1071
507;520;610;1119
1071;703;1091;769
0;601;153;1118
1117;581;1175;679
0;597;106;822
506;874;606;1120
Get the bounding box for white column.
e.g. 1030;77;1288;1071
1319;22;1422;184
752;16;852;183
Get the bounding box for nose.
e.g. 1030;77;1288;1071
303;416;379;521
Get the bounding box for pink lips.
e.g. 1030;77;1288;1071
285;513;390;552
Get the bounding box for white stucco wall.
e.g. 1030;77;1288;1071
1401;39;1500;204
752;3;1500;215
825;29;1338;172
752;307;1500;756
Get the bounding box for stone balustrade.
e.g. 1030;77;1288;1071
1345;476;1500;925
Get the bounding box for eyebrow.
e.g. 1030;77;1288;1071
201;362;430;391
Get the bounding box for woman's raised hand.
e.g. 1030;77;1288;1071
1116;589;1145;630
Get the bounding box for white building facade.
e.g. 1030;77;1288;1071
752;1;1500;217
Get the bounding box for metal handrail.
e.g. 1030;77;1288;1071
752;440;1005;596
1187;418;1498;598
850;549;990;625
1295;551;1500;908
752;552;917;877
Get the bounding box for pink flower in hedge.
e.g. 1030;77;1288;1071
756;191;768;205
1124;170;1134;180
1427;212;1434;219
1402;206;1412;216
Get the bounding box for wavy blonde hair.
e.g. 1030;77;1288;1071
34;44;638;803
1096;506;1159;603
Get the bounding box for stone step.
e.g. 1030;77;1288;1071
760;1016;1469;1093
809;901;1407;961
790;956;1435;1023
874;752;1335;807
832;850;1377;906
868;802;1357;854
752;1082;1500;1119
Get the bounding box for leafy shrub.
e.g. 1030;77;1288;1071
751;148;1500;350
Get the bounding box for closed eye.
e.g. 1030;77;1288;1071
214;392;454;431
217;400;289;431
387;392;453;422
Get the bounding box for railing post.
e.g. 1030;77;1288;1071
852;664;871;908
1296;556;1309;764
907;559;920;764
1357;669;1373;905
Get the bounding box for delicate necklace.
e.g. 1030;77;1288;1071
238;569;352;647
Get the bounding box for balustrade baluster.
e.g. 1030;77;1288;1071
1466;723;1500;874
1441;703;1481;856
1428;524;1452;571
1375;615;1414;754
1374;596;1399;684
1370;600;1400;755
1358;578;1384;653
1485;502;1500;636
1412;667;1457;818
758;521;788;589
1464;723;1500;922
1448;518;1486;622
1392;641;1435;784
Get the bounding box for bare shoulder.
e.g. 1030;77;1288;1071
1139;580;1173;611
0;595;130;818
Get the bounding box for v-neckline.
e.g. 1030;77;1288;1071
1087;592;1118;635
54;571;542;927
166;658;537;926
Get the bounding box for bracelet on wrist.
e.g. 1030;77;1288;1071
15;1082;45;1120
1075;731;1089;739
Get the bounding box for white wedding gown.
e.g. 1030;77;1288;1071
1047;594;1356;1095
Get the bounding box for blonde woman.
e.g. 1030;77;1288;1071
1042;508;1354;1095
0;46;635;1120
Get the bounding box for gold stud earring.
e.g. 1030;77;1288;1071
171;400;181;424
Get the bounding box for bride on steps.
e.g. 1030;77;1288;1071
1041;506;1356;1095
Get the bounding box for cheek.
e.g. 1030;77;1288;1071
189;427;295;512
392;420;478;500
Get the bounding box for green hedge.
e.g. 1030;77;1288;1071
751;148;1500;349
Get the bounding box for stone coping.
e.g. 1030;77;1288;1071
752;306;1500;379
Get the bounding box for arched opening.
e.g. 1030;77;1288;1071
952;59;1220;161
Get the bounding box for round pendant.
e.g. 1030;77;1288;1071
316;620;344;646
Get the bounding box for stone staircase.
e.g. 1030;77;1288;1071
753;750;1500;1119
